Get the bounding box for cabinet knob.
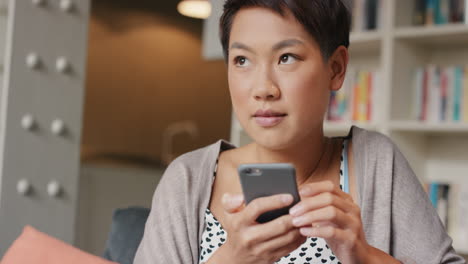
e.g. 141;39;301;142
17;179;32;196
60;0;73;12
51;119;66;136
47;181;61;198
21;114;36;131
55;57;70;73
26;53;41;70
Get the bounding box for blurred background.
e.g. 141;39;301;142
0;0;467;263
79;0;231;256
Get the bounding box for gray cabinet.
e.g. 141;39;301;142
0;0;90;255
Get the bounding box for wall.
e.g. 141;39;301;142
77;0;231;255
76;161;164;255
82;0;231;163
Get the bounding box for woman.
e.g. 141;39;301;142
134;0;465;263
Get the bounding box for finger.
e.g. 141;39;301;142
222;193;245;214
272;234;307;260
230;214;297;250
247;214;296;243
299;180;353;202
253;228;305;260
290;192;360;217
311;221;335;228
291;206;359;231
242;194;294;224
299;226;357;247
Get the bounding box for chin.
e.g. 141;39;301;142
249;129;297;151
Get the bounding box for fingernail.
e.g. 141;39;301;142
222;193;230;204
299;187;312;196
289;205;302;216
231;194;244;204
300;227;313;236
292;216;303;226
281;194;293;205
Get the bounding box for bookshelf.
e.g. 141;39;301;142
204;0;468;255
348;30;382;54
390;120;468;133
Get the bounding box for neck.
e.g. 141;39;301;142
250;129;329;185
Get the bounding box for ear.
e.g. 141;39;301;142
328;46;349;92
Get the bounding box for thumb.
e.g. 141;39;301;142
222;193;244;213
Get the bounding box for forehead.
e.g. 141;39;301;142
229;7;315;47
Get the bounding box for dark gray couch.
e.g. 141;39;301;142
103;207;150;264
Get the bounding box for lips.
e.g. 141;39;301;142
253;109;287;127
253;109;287;117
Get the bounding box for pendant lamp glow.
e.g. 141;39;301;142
177;0;212;19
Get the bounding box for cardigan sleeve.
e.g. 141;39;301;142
390;146;466;264
133;158;198;264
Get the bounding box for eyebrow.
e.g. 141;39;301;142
272;39;305;51
230;42;256;54
230;39;305;54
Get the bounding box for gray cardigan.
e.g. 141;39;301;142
134;127;466;264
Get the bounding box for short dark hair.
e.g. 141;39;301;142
219;0;351;61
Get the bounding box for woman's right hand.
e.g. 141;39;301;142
208;193;306;264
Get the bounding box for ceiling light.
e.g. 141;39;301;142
177;0;212;19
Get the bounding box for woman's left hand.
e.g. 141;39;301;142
289;180;371;264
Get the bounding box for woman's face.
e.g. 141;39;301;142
228;7;346;150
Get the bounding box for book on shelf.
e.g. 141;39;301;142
350;0;383;31
327;68;380;123
413;0;467;26
413;0;427;25
425;181;468;254
412;65;468;123
425;182;450;227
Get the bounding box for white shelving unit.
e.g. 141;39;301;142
390;120;468;133
223;0;468;254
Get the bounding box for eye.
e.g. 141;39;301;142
279;54;298;65
234;56;251;67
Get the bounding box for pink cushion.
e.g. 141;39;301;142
1;226;117;264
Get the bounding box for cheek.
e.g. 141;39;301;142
228;71;251;112
281;70;331;119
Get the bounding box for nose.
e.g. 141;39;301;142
253;71;281;101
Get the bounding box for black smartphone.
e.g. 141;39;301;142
238;163;300;223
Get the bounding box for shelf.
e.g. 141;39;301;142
390;121;468;133
395;24;468;48
324;121;378;135
349;30;382;55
